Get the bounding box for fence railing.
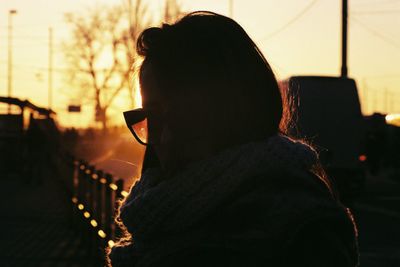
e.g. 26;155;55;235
69;160;129;265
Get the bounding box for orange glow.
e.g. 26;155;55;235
83;211;90;218
100;178;107;184
71;197;78;204
135;82;143;109
359;155;367;162
91;173;98;180
3;1;399;128
91;150;114;165
133;57;144;109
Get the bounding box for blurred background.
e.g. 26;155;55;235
0;0;399;266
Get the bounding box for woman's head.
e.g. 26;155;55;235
136;11;283;173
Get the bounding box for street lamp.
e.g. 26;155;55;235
8;9;17;113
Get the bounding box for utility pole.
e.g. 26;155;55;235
362;78;368;114
8;10;17;113
164;0;169;22
341;0;348;78
48;27;53;110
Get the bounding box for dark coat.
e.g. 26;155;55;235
134;170;358;267
110;135;359;267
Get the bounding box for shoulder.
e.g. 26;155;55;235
161;213;359;267
157;171;359;267
219;168;336;226
206;170;359;264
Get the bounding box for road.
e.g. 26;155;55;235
76;132;145;191
354;168;400;266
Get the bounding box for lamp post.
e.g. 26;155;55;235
48;27;53;110
8;9;17;113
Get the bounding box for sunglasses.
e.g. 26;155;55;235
124;107;168;146
123;108;150;146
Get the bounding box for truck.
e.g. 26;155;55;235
280;76;366;205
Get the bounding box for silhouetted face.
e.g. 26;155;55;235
141;62;215;174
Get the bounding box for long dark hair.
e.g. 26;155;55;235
137;11;286;171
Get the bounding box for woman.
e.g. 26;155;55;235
109;11;359;267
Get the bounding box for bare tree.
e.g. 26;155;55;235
64;6;127;130
120;0;152;109
164;0;184;23
63;1;182;131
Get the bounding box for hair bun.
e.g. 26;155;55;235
137;27;165;56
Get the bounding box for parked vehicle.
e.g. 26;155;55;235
280;76;366;205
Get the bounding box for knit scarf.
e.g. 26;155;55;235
109;134;322;266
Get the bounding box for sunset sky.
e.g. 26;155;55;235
0;0;399;128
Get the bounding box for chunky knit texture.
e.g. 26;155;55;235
109;134;358;267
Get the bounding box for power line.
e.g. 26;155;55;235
352;0;400;7
259;0;319;42
0;61;71;73
6;43;64;48
351;16;400;50
352;9;400;15
0;22;67;28
363;73;400;79
0;35;49;40
0;61;119;74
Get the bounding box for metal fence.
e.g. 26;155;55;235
69;160;129;265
